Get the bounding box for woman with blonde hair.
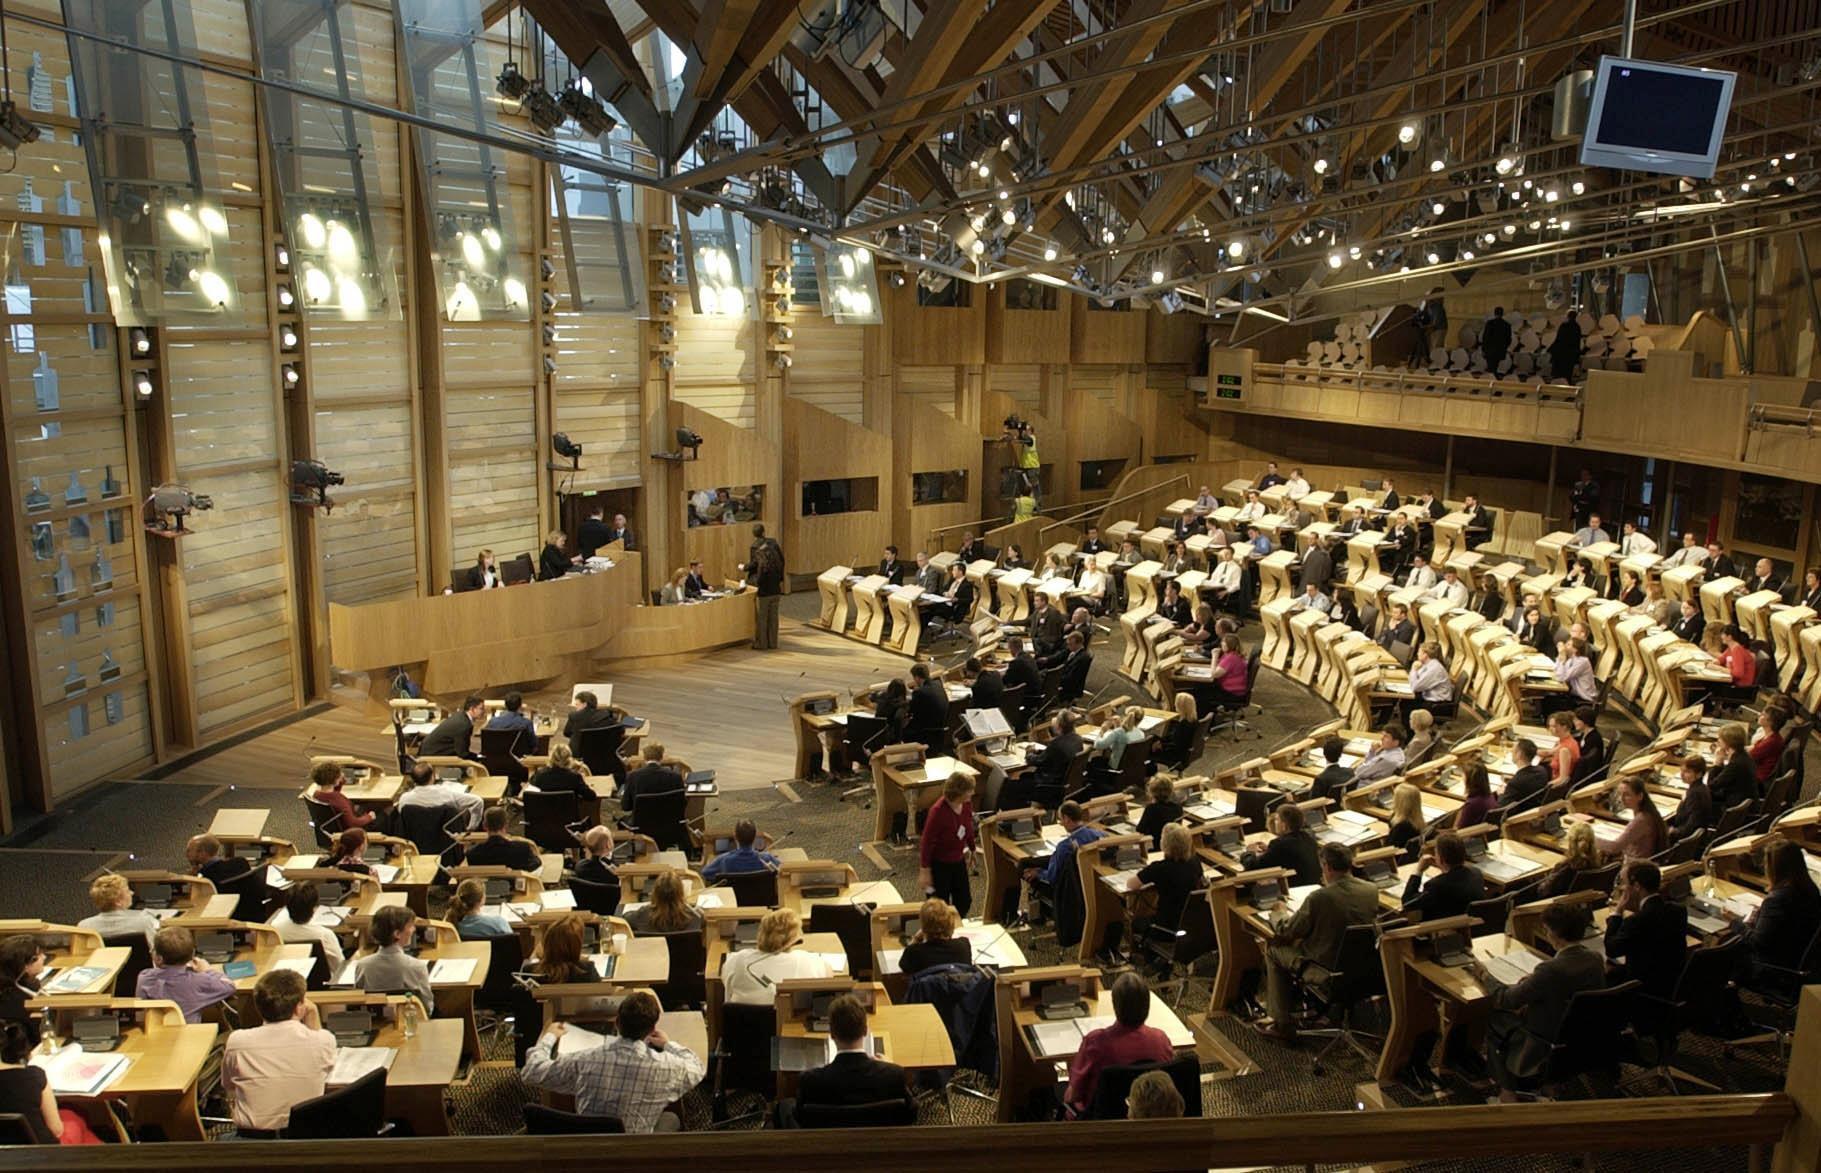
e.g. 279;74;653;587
722;908;830;1004
538;530;573;580
1094;705;1146;769
660;567;689;606
900;897;970;976
1137;774;1184;849
1405;707;1436;765
1156;692;1199;771
1388;782;1425;860
465;548;501;591
527;742;593;800
1126;823;1201;937
1541;821;1602;897
625;869;702;935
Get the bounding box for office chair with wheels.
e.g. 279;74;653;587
1079;1053;1203;1119
1136;890;1216;1008
102;933;153;999
1624;940;1732;1095
481;728;532;784
1712;798;1759;839
1233;785;1284;833
707;1003;775;1128
1505;981;1640;1101
1207;653;1262;740
473;932;526;1047
522;1104;626;1134
215;868;270;924
571;725;629;785
787;1097;917;1129
567;873;621;916
303;797;344;851
1296;923;1388;1075
283;1068;393;1138
521;789;584;856
808;902;874;979
1725;926;1821;1063
629;788;694;854
717;868;780;908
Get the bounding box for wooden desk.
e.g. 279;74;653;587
994;974;1196;1122
330;555;646;693
874;755;976;844
980;809;1049;925
703;931;849;1048
209;808;269;841
1377;923;1542;1085
776;1001;954;1070
1206;869;1295;1012
38;946;128;997
30;1001;216;1141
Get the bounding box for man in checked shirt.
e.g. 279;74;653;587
521;988;704;1131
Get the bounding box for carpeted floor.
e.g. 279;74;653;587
1;593;1798;1164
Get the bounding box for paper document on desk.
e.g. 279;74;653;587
1104;868;1144;891
1039;824;1069;846
1480;951;1544;987
328;1046;396;1087
1027;1020;1086;1059
813;952;850;973
1284;884;1321;915
1723;893;1763;919
1329;809;1377;828
331;959;359;987
39;965;109;995
1137;715;1166;734
693;889;729;910
921;757;963;782
429;957;477;985
964;708;1013;739
270;957;317;979
1579;934;1608;961
556;1025;609;1056
32;1048;129;1096
285;854;323;871
540;889;577;910
265;865;293;890
372;864;401;884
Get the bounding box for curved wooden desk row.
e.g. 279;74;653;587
328;554;757;693
814;554;1102;659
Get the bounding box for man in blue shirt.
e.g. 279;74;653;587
1023;800;1105;891
487;691;535;735
701;820;779;882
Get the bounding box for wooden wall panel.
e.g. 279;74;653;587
888;281;986;366
783;396;891;574
551;311;642;489
1145;310;1204;364
672;311;756;428
674;401;779;581
986;364;1042;411
788;313;865;424
893;397;982;553
987;287;1070;364
1071;301;1148;363
898;366;957;416
445;381;540;563
1068;365;1122;405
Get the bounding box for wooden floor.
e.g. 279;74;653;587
154;616;916;794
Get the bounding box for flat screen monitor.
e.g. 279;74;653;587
1579;56;1736;179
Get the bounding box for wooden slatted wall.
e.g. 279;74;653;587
787;312;865;423
672;310;757;428
548;195;643;491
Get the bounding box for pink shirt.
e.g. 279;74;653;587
1217;652;1248;695
221;1018;338;1130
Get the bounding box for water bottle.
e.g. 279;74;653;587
401;1000;418;1039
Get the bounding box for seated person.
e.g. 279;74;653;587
1209;634;1249;704
898;897;972;976
1125;823;1202;938
1135;775;1184;849
464;805;541;872
522;989;704;1133
1309;736;1353;803
1387;783;1425;860
1604;861;1687;998
660;567;690;605
624;869;703;935
526;743;594;801
1239;802;1320;885
797;993;911;1112
397;760;485;831
306;760;376;832
488;691;536;735
269;882;346;972
1454;764;1498;829
1177;603;1218;649
572;826;620;888
1602;775;1667;861
221;968;338;1137
1072;562;1109;611
328;827;373;874
1400;831;1485;920
1063;973;1175;1114
1376;603;1416;653
1126;1070;1185;1119
135;926;236;1023
354;905;433;1008
1404;708;1437;765
722;909;832;1004
1668;755;1714;839
937;561;975;623
77;873;159;950
1480;902;1604;1101
1205;547;1243;605
701;819;780;882
619;743;683;814
1352;725;1409;785
1734;837;1821;984
1403;641;1453;716
1258;843;1381;1041
966;657;1005;712
447;877;514;939
1021;800;1104;913
1092;707;1147;772
1016;712;1084;804
1748;706;1787;786
562;689;619;742
0;938;45;1046
419;694;486;760
186;833;253;888
1501;738;1550;810
1538;821;1602;898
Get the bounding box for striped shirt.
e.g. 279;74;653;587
521;1033;704;1132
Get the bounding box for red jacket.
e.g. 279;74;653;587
1721;643;1756;687
1749;732;1785;784
1065;1021;1174;1109
919;799;976;866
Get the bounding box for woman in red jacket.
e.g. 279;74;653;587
1748;706;1787;785
918;773;978;918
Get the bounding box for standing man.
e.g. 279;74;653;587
577;504;612;558
1480;306;1512;371
745;523;785;650
1568;467;1600;530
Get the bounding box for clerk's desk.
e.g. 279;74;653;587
26;997;217;1140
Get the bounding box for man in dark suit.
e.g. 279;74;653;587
1024;712;1083;795
1481;307;1513;371
1055;631;1092;703
1239;802;1321;885
1299;537;1334;595
420;695;485;760
576;505;613;558
1378;478;1401;513
966;657;1005;712
603;512;636;551
683;560;712;598
1027;592;1065;659
562;691;618;741
1744;557;1784;597
907;663;950;753
1671;599;1705;646
1376;604;1416;654
1604;861;1687;998
796;995;910;1113
956;533;988;563
1002;638;1042;728
1078;526;1107;556
1461;494;1493;549
1308;736;1353;803
618;742;682;814
186;833;253;888
1480;902;1605;1099
1502;738;1551;810
939;563;975;623
1704;542;1737;582
1259;842;1380;1040
1400;832;1486;920
877;545;905;584
464;805;540;871
1572;707;1604;782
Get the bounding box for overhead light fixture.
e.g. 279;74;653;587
1312;157;1330;175
522;85;565;134
1327;252;1343;269
132;371;153;398
0;101;41;151
1570;180;1586;195
130;328;151;356
496;62;531;100
1150;267;1165;284
1397;121;1421;146
280;325;298;350
1042;243;1058;261
1226;239;1247;260
282;363;301;387
558;82;618;137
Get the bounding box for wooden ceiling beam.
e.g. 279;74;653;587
678;0;803;147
